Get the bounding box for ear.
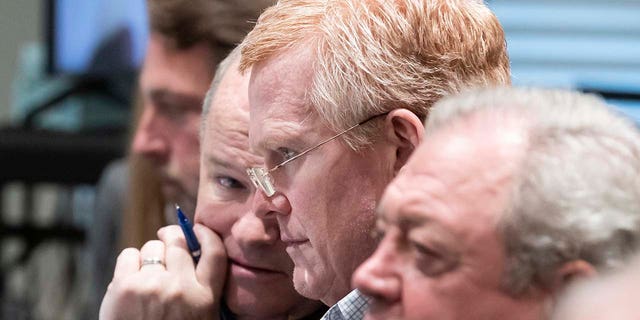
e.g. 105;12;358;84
384;109;424;176
549;260;597;297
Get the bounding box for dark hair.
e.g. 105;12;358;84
147;0;274;57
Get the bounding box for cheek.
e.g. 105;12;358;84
402;279;441;319
176;136;201;175
174;117;201;158
294;160;381;257
401;270;504;320
194;201;237;236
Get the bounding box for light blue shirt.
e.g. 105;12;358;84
321;289;370;320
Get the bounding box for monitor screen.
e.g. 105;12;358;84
47;0;149;76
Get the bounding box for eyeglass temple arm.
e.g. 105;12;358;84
268;122;360;172
269;112;389;172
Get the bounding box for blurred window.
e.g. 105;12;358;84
489;0;640;123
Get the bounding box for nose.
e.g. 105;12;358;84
352;235;402;303
131;107;170;163
252;187;291;220
231;209;280;248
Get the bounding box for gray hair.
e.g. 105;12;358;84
428;87;640;295
200;45;242;136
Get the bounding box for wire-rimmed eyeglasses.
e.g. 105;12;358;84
247;111;390;197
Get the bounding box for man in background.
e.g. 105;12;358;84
131;0;236;227
354;87;640;319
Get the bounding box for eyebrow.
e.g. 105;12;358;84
376;203;463;258
255;122;307;153
148;89;203;110
398;215;430;230
204;154;237;171
376;203;445;232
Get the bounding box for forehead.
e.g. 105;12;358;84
247;46;322;151
203;64;261;167
140;33;213;97
382;116;526;236
210;62;251;118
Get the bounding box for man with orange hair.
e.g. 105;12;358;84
239;0;510;318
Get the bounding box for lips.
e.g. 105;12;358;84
228;257;283;275
283;239;310;247
228;258;288;283
280;235;309;246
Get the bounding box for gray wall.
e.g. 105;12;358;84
0;0;42;124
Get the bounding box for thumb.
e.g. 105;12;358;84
193;224;228;296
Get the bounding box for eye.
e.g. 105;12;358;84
409;240;457;276
277;147;298;162
154;99;199;122
371;221;386;241
410;241;439;258
370;227;384;240
216;176;246;190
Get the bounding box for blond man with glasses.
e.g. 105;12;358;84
238;0;511;318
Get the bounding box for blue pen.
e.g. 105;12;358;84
175;204;201;264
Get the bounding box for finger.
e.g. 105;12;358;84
139;240;166;271
113;248;140;280
157;225;196;275
193;224;227;294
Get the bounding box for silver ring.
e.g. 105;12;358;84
141;257;164;267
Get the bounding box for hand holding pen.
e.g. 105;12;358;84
100;207;228;320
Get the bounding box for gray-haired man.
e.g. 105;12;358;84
354;87;640;320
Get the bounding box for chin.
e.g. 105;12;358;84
225;279;299;319
291;265;321;300
295;263;359;306
226;291;276;318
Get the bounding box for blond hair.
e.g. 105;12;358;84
240;0;510;148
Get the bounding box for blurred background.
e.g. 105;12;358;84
0;0;639;319
1;1;147;319
490;0;640;120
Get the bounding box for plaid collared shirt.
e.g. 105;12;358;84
321;289;370;320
